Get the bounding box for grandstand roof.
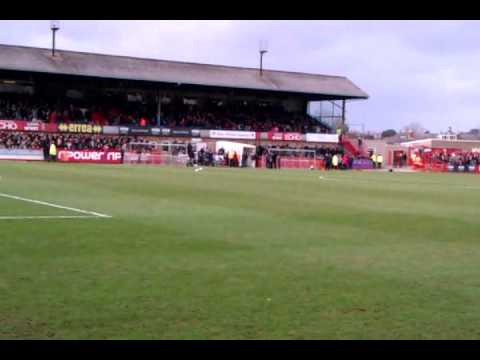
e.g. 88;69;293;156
0;44;368;100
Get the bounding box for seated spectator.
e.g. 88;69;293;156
0;96;330;133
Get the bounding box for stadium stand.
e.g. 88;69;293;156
0;97;328;133
0;44;372;169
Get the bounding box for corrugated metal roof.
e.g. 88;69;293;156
401;138;480;148
0;44;369;99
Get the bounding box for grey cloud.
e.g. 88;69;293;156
1;20;479;132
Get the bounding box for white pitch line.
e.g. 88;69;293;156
0;215;103;220
319;176;338;181
0;192;112;218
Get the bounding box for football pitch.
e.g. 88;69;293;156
1;161;480;339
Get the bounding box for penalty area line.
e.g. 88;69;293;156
0;192;112;218
0;215;106;220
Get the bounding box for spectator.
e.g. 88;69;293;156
332;154;339;169
42;136;50;161
377;154;383;169
49;141;57;162
0;97;330;133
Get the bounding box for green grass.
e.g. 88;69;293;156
1;161;480;339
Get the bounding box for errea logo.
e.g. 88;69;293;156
58;123;102;134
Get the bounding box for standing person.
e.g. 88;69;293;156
250;152;256;168
332;154;339;170
241;150;248;168
187;142;195;166
42;136;50;162
337;127;343;143
371;152;377;169
49;140;57;162
198;148;205;166
349;155;354;169
224;152;228;167
233;151;239;167
325;152;332;170
121;142;127;164
228;150;234;167
342;153;350;170
187;142;194;158
266;151;272;169
377;154;383;169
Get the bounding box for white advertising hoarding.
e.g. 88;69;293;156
305;133;339;143
209;130;256;140
0;149;44;161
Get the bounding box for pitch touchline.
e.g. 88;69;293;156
0;192;112;218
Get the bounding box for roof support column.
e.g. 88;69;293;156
342;99;346;125
157;90;161;127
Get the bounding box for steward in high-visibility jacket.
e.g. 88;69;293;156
49;143;57;162
332;154;339;169
377;154;383;168
336;128;343;142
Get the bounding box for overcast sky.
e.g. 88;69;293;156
1;20;479;133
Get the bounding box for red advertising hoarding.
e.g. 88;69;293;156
0;120;58;132
266;132;305;141
24;122;58;132
0;120;20;131
258;155;325;169
57;150;122;164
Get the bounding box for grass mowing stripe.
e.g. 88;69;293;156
1;161;480;339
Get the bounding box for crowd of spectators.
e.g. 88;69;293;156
162;109;326;133
429;151;480;168
0;98;151;127
0;132;42;150
0;97;328;133
256;144;344;158
255;144;351;169
0;132;138;151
